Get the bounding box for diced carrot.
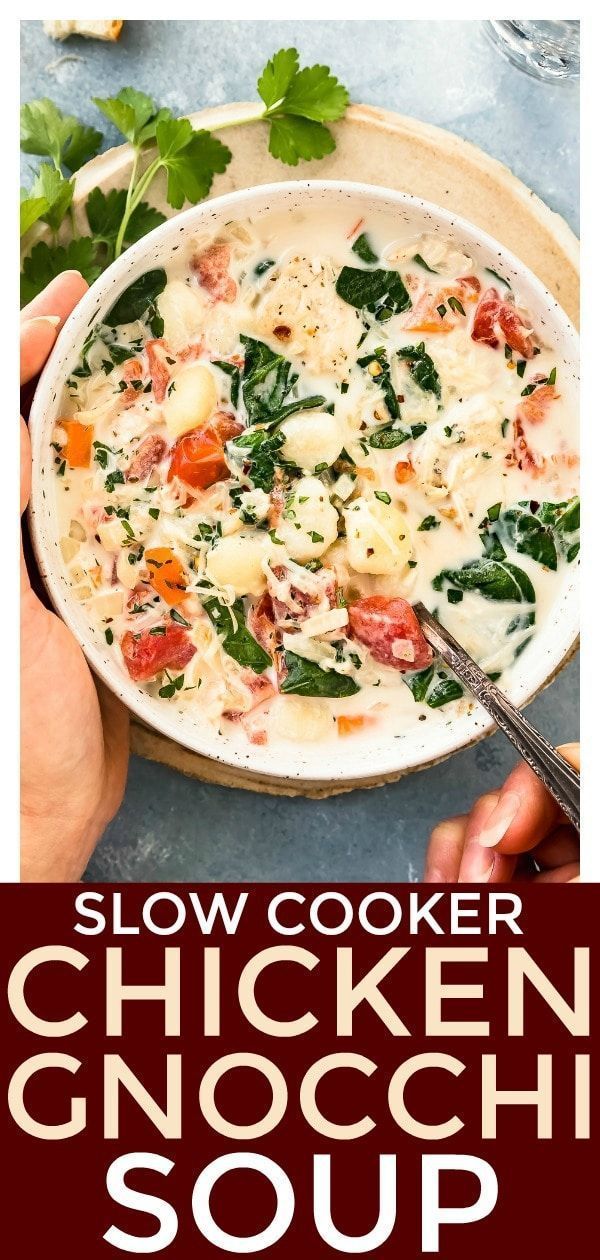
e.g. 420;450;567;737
145;546;188;607
394;459;414;483
337;715;367;736
61;419;93;468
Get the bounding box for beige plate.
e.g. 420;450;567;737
36;102;580;797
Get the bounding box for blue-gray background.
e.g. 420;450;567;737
21;20;579;881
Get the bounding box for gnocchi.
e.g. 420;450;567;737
163;363;218;440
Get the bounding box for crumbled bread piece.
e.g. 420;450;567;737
43;20;123;42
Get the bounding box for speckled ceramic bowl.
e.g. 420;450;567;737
28;181;579;783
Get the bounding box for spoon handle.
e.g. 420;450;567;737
413;602;580;831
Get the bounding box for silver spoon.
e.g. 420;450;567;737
413;602;580;831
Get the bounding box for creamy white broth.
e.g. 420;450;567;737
52;203;579;748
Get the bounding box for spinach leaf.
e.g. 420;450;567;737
500;506;557;570
404;664;463;708
213;360;241;408
357;347;399;420
281;651;360;697
239;336;325;428
204;597;271;673
368;425;411;450
427;678;464;708
437;559;536;604
404;665;434;703
335;266;412;320
241;335;297;423
352;232;378;264
536;495;580;561
231;427;291;493
412;253;438;274
481;496;580;571
106;268;167;325
397;342;441;399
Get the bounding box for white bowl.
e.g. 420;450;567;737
28;181;579;784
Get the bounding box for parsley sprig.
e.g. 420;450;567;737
20;50;350;305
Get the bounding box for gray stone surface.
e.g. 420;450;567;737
20;19;579;882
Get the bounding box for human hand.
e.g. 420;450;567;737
424;743;580;883
21;273;130;882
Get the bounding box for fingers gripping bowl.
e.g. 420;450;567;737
29;182;579;783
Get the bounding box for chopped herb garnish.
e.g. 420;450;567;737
418;515;440;532
105;627;114;645
170;608;191;628
447;294;465;317
374;490;391;504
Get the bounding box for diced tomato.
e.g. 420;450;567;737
167;424;228;491
144;547;188;607
61;419;93;468
516;383;559;426
248;593;279;657
472;286;536;358
348;595;433;671
193;243;236;303
404;275;480;334
126;434;167;481
394;459;414;484
121;622;196;682
146;339;172;402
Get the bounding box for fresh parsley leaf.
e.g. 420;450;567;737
268;116;335;165
28;163;73;233
257;48;300;109
93;87;159;147
20;238;101;306
20;98;102;172
281;651;360;698
257;48;348;165
154;118;232;209
86;186;166;251
20;192;49;237
281;62;349;122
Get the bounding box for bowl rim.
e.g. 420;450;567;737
28;178;580;783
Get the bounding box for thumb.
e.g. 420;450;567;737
472;742;580;857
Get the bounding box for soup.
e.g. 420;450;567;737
51;204;579;748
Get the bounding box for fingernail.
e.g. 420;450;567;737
459;843;495;883
23;315;61;330
474;791;521;848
